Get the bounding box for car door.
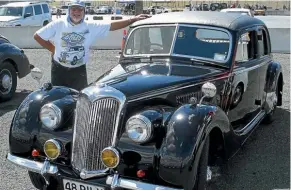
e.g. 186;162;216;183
33;4;43;26
227;29;261;127
255;26;272;109
22;6;35;26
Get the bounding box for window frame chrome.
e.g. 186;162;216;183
122;23;233;65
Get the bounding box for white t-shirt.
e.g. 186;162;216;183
36;18;111;68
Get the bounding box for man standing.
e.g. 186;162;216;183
34;0;150;90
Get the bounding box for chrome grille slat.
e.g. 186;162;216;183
72;95;120;172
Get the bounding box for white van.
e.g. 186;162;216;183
0;1;52;27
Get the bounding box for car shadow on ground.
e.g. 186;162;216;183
213;107;290;190
0;89;32;117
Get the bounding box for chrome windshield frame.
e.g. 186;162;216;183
122;23;233;66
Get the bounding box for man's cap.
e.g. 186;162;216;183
69;0;85;7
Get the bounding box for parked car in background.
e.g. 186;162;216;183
0;1;52;27
254;8;266;16
6;11;283;190
147;5;171;14
95;5;112;14
221;8;254;17
60;5;68;15
0;34;32;101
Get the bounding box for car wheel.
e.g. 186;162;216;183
28;171;62;190
262;81;278;124
43;21;49;26
193;136;211;190
0;61;17;102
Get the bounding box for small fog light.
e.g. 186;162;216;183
101;147;120;168
44;139;61;160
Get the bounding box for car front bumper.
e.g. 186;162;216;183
7;153;183;190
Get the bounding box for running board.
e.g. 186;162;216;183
234;110;266;136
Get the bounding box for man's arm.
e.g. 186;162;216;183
34;33;55;54
110;14;151;31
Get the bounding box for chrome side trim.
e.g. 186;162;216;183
106;174;184;190
234;110;266;136
128;74;230;103
6;153;58;175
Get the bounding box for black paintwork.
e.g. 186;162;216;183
7;14;284;190
0;37;31;78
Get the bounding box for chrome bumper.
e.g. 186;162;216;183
6;153;58;175
7;153;183;190
106;173;183;190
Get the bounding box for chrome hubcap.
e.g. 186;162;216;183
233;87;242;104
0;69;12;94
2;74;11;89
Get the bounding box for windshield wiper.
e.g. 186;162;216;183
190;58;229;69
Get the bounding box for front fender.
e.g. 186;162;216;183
0;42;31;78
9;86;78;156
158;103;231;188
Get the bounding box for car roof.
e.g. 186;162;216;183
131;11;265;31
1;2;46;7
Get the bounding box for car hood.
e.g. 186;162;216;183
93;61;226;99
0;16;21;22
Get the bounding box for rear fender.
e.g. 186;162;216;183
264;61;283;111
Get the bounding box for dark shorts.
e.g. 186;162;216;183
51;59;88;91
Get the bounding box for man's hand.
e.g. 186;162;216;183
110;14;151;31
131;14;151;22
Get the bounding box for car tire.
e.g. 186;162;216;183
0;61;17;102
262;80;279;124
193;136;211;190
43;21;49;26
28;171;62;190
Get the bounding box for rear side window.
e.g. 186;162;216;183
34;5;42;15
257;28;270;56
41;4;49;13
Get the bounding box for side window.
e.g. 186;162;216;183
42;4;49;13
235;31;257;62
24;6;33;17
257;29;270;56
34;5;42;15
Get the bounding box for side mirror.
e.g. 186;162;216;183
24;13;31;18
31;67;43;85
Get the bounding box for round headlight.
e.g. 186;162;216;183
44;139;62;160
101;147;120;168
126;115;152;143
40;103;61;129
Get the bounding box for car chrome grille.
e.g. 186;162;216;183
71;95;120;172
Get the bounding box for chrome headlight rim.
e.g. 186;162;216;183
100;147;120;169
39;103;62;129
126;114;153;143
43;139;62;160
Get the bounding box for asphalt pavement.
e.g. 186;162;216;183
0;50;290;190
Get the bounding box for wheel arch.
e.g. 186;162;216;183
2;58;19;74
208;127;226;166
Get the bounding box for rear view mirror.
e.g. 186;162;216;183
24;13;31;18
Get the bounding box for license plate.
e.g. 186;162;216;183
63;179;105;190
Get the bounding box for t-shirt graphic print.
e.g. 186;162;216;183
59;31;87;66
35;18;111;68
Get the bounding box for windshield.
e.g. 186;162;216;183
124;26;176;55
226;11;249;15
124;25;231;64
0;7;23;16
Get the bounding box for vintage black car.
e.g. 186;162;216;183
7;12;283;190
0;34;32;101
